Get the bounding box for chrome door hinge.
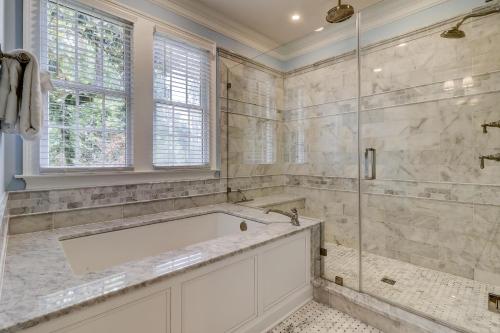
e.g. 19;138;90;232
489;293;500;313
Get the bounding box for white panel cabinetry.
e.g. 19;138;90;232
24;230;311;333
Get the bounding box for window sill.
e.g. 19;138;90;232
16;168;220;191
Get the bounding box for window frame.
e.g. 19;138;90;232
21;0;219;189
152;27;214;170
38;0;134;172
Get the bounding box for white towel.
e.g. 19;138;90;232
0;50;51;139
16;49;44;140
0;57;22;133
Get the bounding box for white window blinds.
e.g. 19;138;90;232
153;33;211;167
39;0;133;169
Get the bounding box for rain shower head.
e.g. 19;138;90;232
440;26;466;39
326;0;354;23
441;7;500;39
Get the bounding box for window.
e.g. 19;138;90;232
153;33;211;167
39;0;133;169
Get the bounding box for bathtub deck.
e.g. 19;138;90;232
269;301;382;333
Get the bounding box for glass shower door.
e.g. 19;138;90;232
312;15;361;291
359;1;500;332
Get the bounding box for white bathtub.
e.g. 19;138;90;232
62;213;265;275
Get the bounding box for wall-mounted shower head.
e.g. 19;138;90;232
326;0;354;23
441;7;500;39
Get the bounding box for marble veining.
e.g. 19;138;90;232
0;203;321;333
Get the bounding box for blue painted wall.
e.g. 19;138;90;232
0;0;5;200
4;0;24;191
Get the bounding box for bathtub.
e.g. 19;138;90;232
7;205;318;333
62;213;266;275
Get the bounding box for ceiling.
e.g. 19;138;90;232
168;0;383;46
153;0;458;62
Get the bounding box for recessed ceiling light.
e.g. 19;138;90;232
291;14;301;21
315;27;324;32
397;42;407;47
373;68;382;73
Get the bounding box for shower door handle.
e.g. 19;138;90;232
364;148;376;180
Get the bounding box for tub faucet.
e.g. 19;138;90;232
264;208;300;226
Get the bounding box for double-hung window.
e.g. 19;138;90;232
153;33;211;168
39;0;133;170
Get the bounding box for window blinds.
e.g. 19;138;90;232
153;33;211;167
39;0;133;169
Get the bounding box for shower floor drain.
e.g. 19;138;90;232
381;277;396;285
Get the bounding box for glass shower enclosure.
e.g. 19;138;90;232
221;1;500;332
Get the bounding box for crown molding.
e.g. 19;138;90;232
148;0;280;55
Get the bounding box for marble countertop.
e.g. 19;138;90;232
0;203;321;333
236;193;306;208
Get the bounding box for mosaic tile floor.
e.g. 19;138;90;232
269;301;382;333
323;243;500;333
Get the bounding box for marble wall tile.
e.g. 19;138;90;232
53;205;123;229
122;199;175;218
360;14;500;96
287;172;500;280
220;98;281;121
284;57;357;111
222;54;287;188
9;214;53;235
282;99;357;121
473;204;500;275
224;58;284;110
8;193;228;235
7;178;227;216
285;186;359;249
262;199;305;213
227;186;285;204
227;113;283;177
282;112;358;178
173;193;226;210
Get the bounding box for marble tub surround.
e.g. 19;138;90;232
7;192;228;235
0;203;322;333
7;178;227;216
